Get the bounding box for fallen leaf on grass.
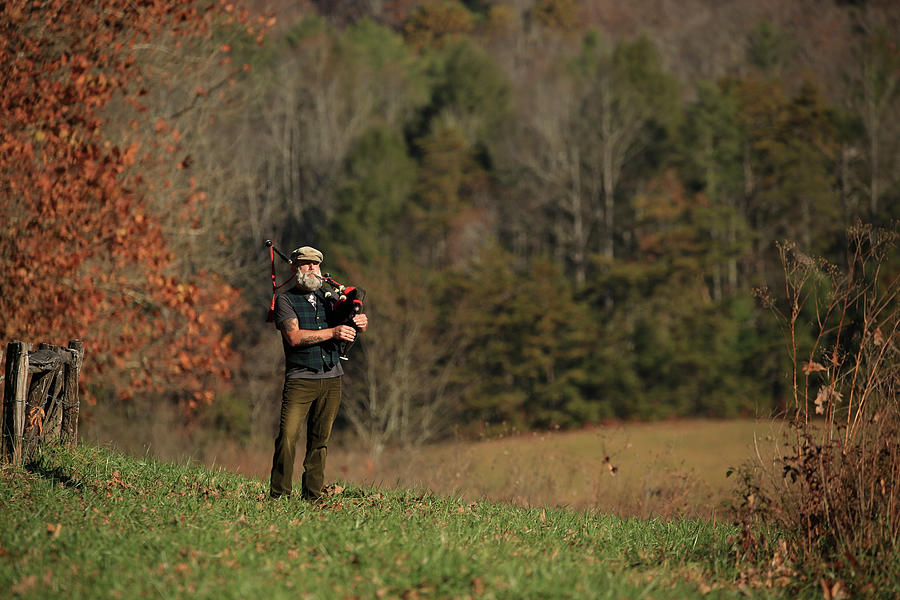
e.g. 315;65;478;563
820;577;848;600
323;483;344;496
46;522;62;538
454;501;478;514
11;575;37;595
472;577;485;596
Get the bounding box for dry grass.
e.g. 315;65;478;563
329;419;785;519
191;418;784;519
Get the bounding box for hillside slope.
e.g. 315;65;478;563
0;444;772;599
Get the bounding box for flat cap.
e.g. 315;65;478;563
290;246;323;264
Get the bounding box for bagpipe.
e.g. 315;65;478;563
265;240;365;361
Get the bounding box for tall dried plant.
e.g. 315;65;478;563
738;223;899;594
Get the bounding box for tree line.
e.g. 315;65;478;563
2;1;898;450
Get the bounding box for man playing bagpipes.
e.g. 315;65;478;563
267;244;368;501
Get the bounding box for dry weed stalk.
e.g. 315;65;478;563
741;223;900;593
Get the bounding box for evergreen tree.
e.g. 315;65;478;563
680;80;750;298
440;247;593;429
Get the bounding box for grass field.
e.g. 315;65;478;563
338;419;788;519
205;419;787;520
0;443;792;599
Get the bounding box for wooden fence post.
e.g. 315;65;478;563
25;344;63;455
2;341;30;466
61;340;84;448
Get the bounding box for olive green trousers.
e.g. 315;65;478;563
269;376;342;500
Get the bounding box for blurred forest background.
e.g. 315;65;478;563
2;0;899;459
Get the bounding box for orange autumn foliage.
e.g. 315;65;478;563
0;0;252;414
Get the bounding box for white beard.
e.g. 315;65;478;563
296;271;322;293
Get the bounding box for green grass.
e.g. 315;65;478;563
0;444;795;599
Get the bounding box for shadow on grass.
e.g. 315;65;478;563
24;458;84;491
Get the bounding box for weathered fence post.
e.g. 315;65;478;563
24;344;63;453
2;339;84;464
2;341;30;466
61;340;84;448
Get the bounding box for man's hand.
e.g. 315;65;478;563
352;313;368;332
279;318;354;347
332;325;356;342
